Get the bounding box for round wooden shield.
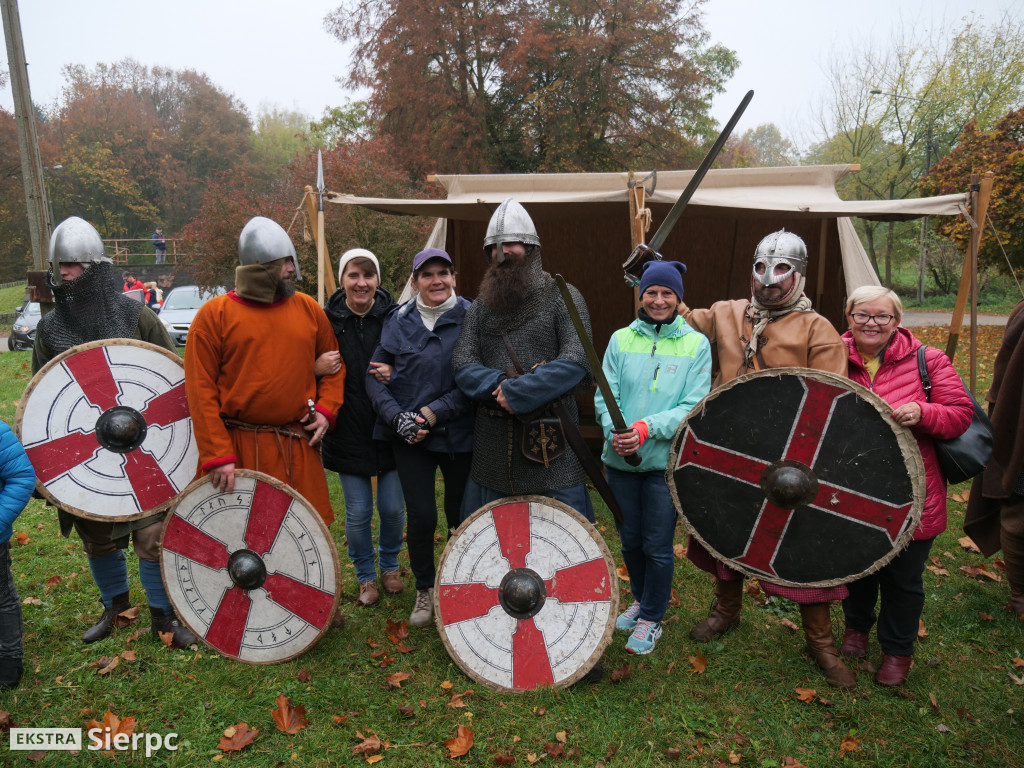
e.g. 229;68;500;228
159;470;340;664
15;339;198;521
667;368;925;588
435;496;618;693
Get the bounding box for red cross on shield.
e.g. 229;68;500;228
667;368;924;587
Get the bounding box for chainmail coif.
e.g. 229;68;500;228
37;262;143;354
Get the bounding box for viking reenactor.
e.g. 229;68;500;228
966;297;1024;621
452;198;595;521
680;229;856;688
33;216;196;648
184;216;345;526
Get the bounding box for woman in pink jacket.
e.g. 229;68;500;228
840;286;973;686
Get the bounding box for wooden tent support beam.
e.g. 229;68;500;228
303;186;338;306
945;172;994;390
815;218;829;310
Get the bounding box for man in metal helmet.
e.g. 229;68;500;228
678;228;855;689
184;216;345;526
452;198;596;521
32;216;197;649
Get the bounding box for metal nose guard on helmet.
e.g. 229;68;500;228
238;216;301;280
483;198;540;264
752;230;807;287
49;216;110;274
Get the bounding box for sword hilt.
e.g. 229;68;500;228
622;243;662;287
613;427;643;467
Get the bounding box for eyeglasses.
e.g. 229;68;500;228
850;312;895;326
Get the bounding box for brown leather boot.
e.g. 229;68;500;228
83;591;131;643
381;570;404;595
799;604;856;689
149;606;198;649
689;577;743;642
1009;590;1024;621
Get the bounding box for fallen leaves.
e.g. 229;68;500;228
959;564;1002;582
688;653;707;674
386;671;411;689
616;564;630;581
14;531;29;545
89;655;120;675
219;723;258;752
270;694;309;735
958;536;981;553
353;730;383;757
21;596;41;606
780;618;800;632
673;543;685;558
839;733;860;757
794;687;817;703
448;690;474;708
86;710;136;755
610;663;633;683
444;724;474;758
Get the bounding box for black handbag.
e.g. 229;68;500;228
916;346;994;484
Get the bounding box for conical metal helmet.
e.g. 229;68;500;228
49;216;110;273
752;229;807;287
483;198;540;260
238;216;300;280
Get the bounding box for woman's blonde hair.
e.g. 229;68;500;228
845;285;903;325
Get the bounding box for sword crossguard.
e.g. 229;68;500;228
622;243;663;287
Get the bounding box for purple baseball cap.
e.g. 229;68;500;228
412;247;453;273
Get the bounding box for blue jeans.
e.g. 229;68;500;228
0;542;22;659
606;467;676;623
339;471;405;584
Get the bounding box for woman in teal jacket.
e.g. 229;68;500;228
596;261;711;655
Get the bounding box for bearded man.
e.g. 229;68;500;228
184;216;345;525
33;216;196;648
452;198;595;521
680;229;855;688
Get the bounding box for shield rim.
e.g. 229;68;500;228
159;468;341;665
666;367;926;588
14;338;193;522
433;494;619;693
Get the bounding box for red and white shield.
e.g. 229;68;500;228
435;496;618;692
160;470;340;664
15;340;197;521
668;368;925;587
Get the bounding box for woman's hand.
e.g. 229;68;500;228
314;351;342;377
612;428;641;457
369;361;392;383
891;401;922;427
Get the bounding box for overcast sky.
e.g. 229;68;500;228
1;0;1017;152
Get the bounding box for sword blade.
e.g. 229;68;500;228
648;89;754;253
555;274;641;467
316;149;325;212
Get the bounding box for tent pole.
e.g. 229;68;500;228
945;171;994;377
815;219;829;311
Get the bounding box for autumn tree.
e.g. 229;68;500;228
807;10;1024;289
0;110;32;281
180;136;436;293
718;124;798;168
919;108;1024;273
324;0;735;176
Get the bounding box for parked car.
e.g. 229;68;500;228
8;302;41;351
158;285;227;346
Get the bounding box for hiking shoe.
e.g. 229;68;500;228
615;601;642;632
626;619;662;655
381;570;404;595
409;588;434;627
358;580;380;607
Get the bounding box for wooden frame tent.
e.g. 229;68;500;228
322;164;969;361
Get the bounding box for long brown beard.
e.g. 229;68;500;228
478;258;532;315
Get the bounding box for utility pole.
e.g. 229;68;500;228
2;0;51;271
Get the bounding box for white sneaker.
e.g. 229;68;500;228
409;588;434;627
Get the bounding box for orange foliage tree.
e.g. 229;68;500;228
919;108;1024;272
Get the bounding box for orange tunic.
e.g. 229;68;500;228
184;291;346;524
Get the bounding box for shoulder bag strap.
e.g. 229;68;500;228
916;346;932;402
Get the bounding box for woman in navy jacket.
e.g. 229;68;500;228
367;249;474;628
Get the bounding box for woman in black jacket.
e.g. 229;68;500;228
319;249;403;608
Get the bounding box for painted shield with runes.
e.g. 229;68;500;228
160;470;340;664
668;368;924;588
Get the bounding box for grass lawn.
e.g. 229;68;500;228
0;329;1021;767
